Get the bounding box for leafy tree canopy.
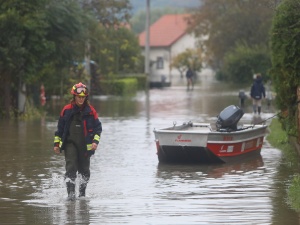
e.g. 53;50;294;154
191;0;275;69
222;42;271;83
0;0;140;118
270;0;300;135
80;0;132;27
171;48;203;77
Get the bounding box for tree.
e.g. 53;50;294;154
190;0;275;70
270;0;300;136
41;0;91;98
80;0;132;27
0;0;91;117
78;0;143;96
222;42;271;83
171;48;203;78
90;26;142;76
78;0;142;90
0;0;139;118
0;0;53;117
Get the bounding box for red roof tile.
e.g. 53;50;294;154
139;14;191;47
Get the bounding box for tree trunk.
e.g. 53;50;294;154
18;81;26;114
297;86;300;144
3;76;11;119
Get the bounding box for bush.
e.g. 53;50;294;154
270;0;300;136
100;78;138;96
222;42;271;84
119;73;147;90
267;118;300;212
288;174;300;212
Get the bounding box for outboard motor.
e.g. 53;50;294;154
216;105;244;131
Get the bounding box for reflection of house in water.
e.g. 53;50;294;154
139;14;199;88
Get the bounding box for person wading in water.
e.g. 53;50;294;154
186;67;194;91
250;73;266;116
53;82;102;200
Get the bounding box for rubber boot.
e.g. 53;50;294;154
79;183;87;197
258;106;261;115
67;182;76;201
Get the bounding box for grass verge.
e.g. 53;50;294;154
267;118;300;212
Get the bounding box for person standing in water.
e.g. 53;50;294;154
186;67;194;91
53;82;102;200
250;73;266;115
238;89;247;109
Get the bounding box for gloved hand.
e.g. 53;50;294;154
91;143;98;151
54;146;60;154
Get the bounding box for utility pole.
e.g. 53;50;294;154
85;41;91;92
145;0;150;90
297;86;300;144
145;0;151;123
83;0;91;92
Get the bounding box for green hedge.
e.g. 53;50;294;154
119;73;147;90
100;78;138;96
267;118;300;212
270;0;300;136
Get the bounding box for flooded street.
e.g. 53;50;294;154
0;72;299;224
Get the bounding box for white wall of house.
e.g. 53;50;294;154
146;48;170;83
141;33;198;83
169;33;197;82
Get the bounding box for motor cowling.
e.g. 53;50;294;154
216;105;244;131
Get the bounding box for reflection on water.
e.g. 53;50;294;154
154;152;273;224
156;154;264;179
0;74;299;224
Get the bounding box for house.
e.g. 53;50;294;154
139;14;198;87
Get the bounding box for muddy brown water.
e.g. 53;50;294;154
0;74;299;224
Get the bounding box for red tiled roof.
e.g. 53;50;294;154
139;14;191;47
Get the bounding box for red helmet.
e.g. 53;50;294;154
70;82;88;97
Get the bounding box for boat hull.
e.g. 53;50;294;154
156;145;224;163
154;123;267;164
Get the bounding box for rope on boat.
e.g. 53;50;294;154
251;112;281;127
248;99;300;128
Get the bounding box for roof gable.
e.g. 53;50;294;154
139;14;191;47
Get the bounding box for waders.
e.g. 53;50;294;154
65;112;90;200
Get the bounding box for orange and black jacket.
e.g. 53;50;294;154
54;103;102;155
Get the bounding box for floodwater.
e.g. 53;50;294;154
0;71;299;225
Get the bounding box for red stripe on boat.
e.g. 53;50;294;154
207;137;264;157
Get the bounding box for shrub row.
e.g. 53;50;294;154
99;74;147;96
100;78;138;96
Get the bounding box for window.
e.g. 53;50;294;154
157;57;164;69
